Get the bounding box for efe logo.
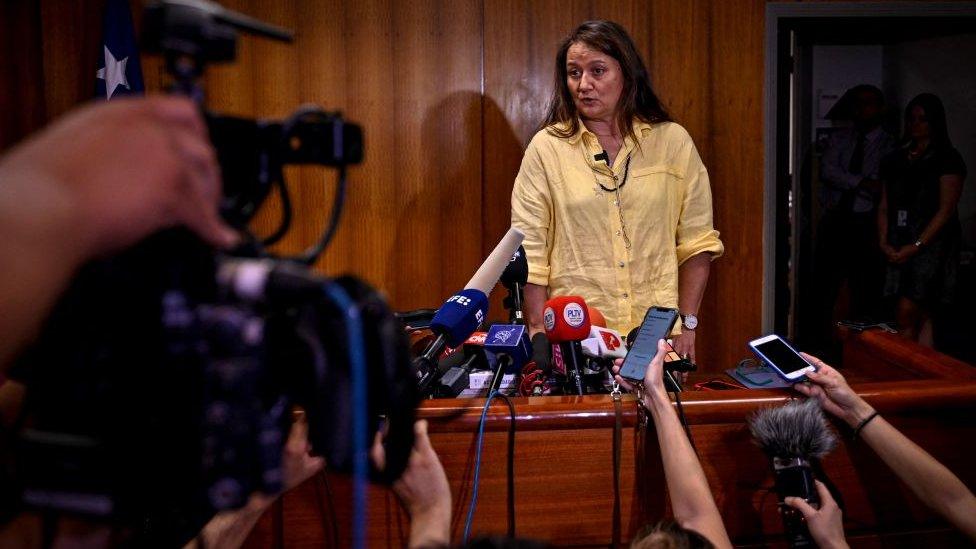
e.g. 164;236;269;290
446;295;472;307
563;302;585;328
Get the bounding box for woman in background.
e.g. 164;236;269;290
877;93;966;346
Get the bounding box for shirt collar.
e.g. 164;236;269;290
564;117;656;145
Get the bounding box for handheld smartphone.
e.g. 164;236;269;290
619;306;679;382
747;334;815;381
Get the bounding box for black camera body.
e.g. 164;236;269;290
3;0;414;542
209;110;363;228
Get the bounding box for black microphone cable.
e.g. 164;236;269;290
462;390;517;540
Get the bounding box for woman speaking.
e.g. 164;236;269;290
511;20;723;363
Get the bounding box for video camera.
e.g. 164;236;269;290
2;0;416;543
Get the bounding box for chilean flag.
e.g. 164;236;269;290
95;0;144;100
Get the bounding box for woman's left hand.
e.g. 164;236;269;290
672;330;695;362
890;244;919;264
671;330;695;383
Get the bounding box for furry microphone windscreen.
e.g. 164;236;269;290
748;399;838;460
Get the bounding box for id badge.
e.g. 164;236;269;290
896;210;908;227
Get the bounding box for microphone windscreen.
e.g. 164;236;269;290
429;289;489;347
530;332;551;373
543;296;591;343
500;245;529;288
587;305;607;328
465;227;524;294
748;399;838;460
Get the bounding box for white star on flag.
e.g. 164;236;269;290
95;44;130;100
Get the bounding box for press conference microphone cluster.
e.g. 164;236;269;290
415;228;524;396
543;296;591;396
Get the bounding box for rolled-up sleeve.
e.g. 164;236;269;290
675;139;724;265
511;138;554;286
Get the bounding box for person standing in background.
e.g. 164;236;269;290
811;85;896;358
878;93;967;346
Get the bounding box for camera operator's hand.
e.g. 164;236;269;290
794;354;875;428
0;96;237;254
372;420;451;548
190;414;324;549
784;480;849;549
0;97;238;370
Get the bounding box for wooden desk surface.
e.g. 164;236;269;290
244;331;976;547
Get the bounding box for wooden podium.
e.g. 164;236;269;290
244;331;976;547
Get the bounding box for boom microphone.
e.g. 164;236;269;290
748;399;839;548
465;227;525;294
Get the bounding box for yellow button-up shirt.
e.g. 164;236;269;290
510;119;724;334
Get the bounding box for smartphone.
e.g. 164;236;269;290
619;307;679;381
747;334;815;381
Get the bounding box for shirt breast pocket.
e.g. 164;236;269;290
627;165;682;217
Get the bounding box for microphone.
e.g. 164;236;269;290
465;227;525;294
593;150;610;165
543;296;591;395
414;228;524;395
483;324;532;394
748;399;839;548
415;289;489;395
500;245;528;324
580;326;626;359
580;320;623;388
587;305;607;328
529;332;551;374
435;332;491;398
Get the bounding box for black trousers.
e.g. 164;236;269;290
809;210;885;351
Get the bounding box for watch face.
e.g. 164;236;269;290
683;314;698;330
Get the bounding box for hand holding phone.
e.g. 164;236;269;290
619;307;680;382
747;334;816;381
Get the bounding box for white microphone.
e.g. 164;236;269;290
464;227;525;294
580;326;627;359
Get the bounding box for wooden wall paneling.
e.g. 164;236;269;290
202;0;484;311
699;0;766;373
646;1;720;371
0;1;46;151
38;0;102;119
371;0;484;308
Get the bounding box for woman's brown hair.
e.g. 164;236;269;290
542;20;671;141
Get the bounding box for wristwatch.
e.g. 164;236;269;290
681;313;698;330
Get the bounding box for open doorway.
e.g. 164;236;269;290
765;3;976;363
